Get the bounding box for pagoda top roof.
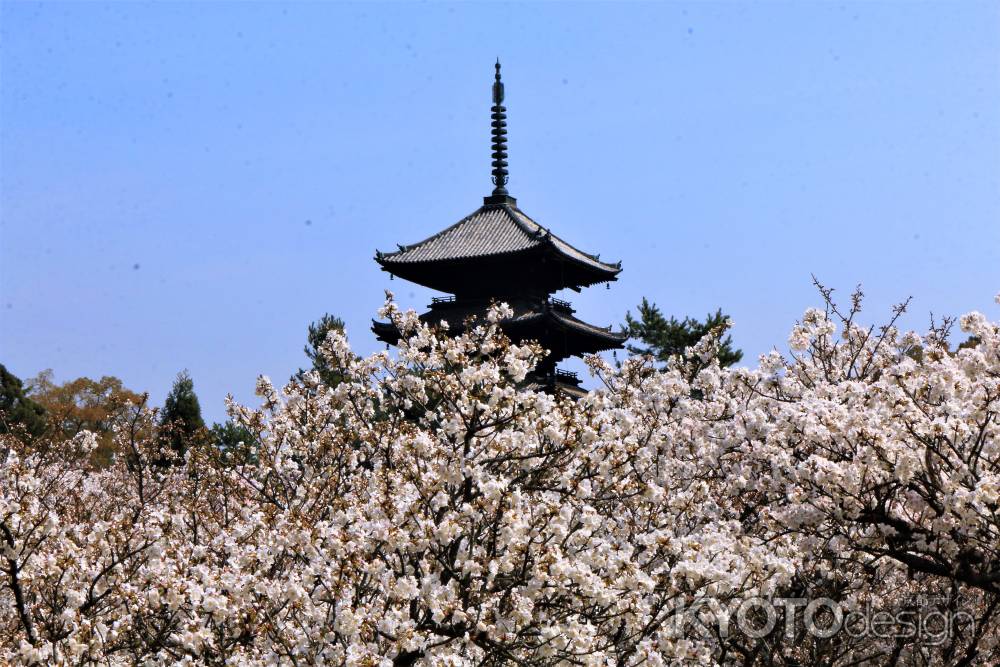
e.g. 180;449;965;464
375;199;622;277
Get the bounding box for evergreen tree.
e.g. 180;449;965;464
210;419;256;463
623;299;743;371
297;314;348;388
159;370;206;458
0;363;47;438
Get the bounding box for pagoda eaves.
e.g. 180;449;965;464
375;198;620;295
372;296;625;362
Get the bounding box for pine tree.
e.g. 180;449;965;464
211;419;256;463
623;299;743;371
159;370;206;458
0;364;47;438
297;314;348;388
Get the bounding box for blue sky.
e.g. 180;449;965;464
2;1;998;423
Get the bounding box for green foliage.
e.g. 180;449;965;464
297;313;348;388
0;363;47;438
957;335;982;352
211;419;256;463
159;370;206;458
623;299;743;371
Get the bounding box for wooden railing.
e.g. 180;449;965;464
554;368;579;382
549;298;573;313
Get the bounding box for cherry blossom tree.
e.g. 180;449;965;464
2;289;998;665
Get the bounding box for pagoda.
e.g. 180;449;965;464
372;62;625;396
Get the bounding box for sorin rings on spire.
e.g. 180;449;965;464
490;60;509;195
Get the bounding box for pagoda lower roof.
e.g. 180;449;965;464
372;299;626;358
375;197;621;281
507;309;626;349
523;379;589;400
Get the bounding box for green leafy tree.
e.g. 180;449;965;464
297;314;348;388
0;364;47;438
623;299;743;371
159;370;206;459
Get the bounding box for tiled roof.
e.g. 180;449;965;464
377;203;621;276
373;301;625;348
511;309;627;345
550;310;627;343
524;380;589;399
509;207;620;274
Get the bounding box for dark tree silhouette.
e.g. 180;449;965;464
623;299;742;371
0;364;47;438
159;370;205;459
297;313;348;388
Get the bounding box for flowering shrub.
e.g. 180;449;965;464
2;290;999;665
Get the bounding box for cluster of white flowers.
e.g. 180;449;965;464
2;292;999;665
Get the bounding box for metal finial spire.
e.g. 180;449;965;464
490;60;509;196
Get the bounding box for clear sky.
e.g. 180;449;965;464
2;1;998;423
